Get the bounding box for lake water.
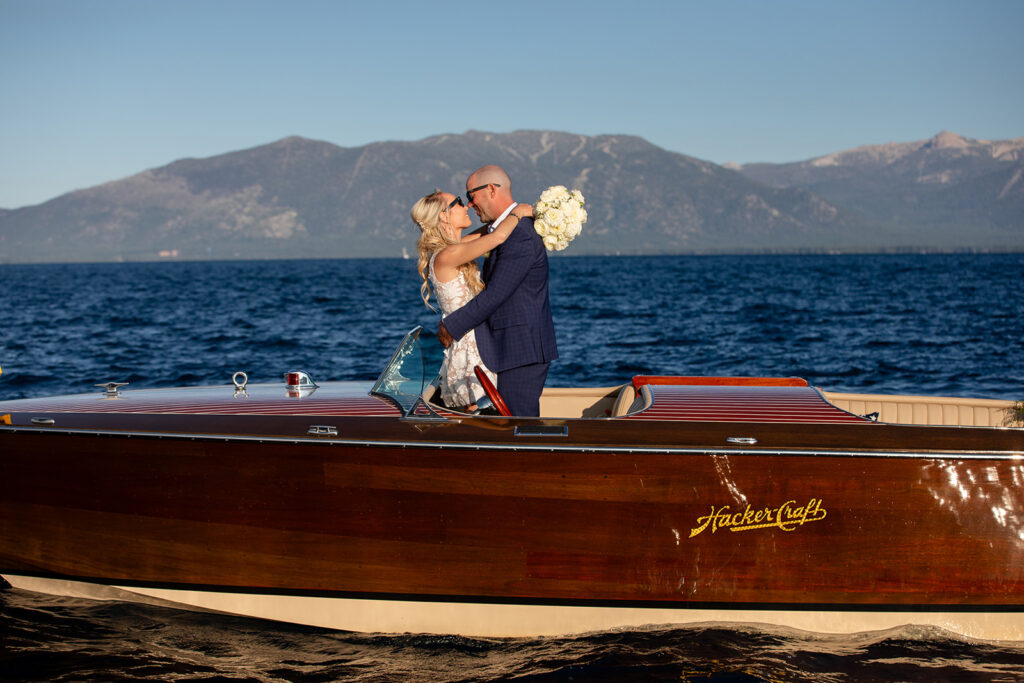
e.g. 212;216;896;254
1;253;1023;681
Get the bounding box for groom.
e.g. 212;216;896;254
438;164;558;417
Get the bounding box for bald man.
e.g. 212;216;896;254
438;165;558;417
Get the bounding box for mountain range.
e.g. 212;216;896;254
0;129;1020;263
736;130;1024;240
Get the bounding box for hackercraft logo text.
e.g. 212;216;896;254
689;498;827;538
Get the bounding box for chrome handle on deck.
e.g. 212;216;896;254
31;417;56;426
307;425;338;437
514;425;568;437
726;437;758;445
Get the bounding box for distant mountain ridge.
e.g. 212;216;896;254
0;130;1020;263
737;131;1024;237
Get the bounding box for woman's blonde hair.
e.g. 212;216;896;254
411;190;484;310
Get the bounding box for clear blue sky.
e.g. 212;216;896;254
2;0;1022;209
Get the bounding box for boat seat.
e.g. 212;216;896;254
422;379;441;403
538;386;625;418
611;384;637;417
822;391;1017;427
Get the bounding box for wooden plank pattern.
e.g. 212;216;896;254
629;386;868;423
2;431;1023;607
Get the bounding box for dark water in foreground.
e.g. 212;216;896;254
3;588;1024;682
1;253;1023;681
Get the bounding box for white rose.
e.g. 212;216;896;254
544;208;565;226
539;186;564;204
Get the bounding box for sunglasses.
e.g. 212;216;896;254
446;196;464;210
466;183;501;204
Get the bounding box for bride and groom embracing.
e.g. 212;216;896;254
411;164;558;417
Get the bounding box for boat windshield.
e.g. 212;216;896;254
371;326;444;415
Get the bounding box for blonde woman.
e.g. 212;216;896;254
411;190;527;410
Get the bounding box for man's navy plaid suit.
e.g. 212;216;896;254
442;215;558;416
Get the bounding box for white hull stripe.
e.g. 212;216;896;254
4;574;1022;642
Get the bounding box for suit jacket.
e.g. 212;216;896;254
443;215;558;372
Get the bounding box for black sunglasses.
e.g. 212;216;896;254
446;196;464;210
466;183;500;204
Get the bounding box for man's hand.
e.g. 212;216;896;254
437;321;453;348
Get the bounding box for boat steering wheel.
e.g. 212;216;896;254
474;366;512;417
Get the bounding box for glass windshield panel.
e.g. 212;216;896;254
371;326;444;414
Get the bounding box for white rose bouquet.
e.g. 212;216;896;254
533;185;586;251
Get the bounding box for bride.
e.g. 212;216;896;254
411;190;527;410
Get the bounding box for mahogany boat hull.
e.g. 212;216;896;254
3;415;1023;639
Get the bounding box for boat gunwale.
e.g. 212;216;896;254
2;423;1021;460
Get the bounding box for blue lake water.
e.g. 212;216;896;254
2;253;1022;400
1;253;1023;680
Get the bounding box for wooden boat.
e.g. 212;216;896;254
1;327;1022;640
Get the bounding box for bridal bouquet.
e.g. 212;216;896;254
533;185;586;251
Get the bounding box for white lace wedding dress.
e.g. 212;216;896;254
429;252;497;407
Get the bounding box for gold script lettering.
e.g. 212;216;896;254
689;498;827;538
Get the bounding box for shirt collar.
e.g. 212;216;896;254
487;202;518;233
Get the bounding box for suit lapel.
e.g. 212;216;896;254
482;225;498;282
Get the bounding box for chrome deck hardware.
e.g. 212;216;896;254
285;371;318;397
95;381;128;398
232;371;249;398
307;425;338;437
285;371;317;389
515;425;569;437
